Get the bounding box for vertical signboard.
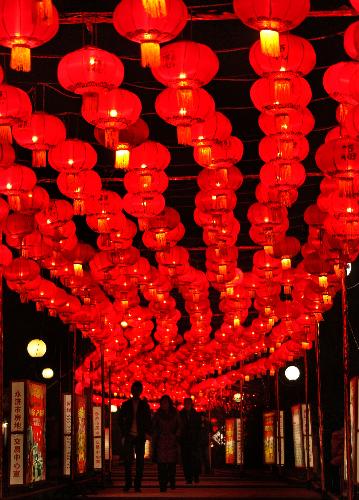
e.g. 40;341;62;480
292;404;313;468
350;377;359;484
75;395;87;474
225;418;235;464
10;381;46;486
62;394;72;476
276;411;285;467
93;406;102;470
263;411;276;465
235;418;243;465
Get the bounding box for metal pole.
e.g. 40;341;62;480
275;370;282;474
341;268;354;500
315;323;326;495
100;345;106;487
108;366;112;481
71;327;77;481
89;361;94;470
0;267;4;499
304;351;310;482
208;406;212;473
239;376;244;471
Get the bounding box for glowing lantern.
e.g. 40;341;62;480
49;139;97;173
113;0;188;68
27;338;46;357
156;87;215;145
57;171;102;215
0;84;32;142
191;112;232;164
0;165;37;210
58;46;124;113
42;368;54;379
285;365;300;381
271;236;301;269
0;0;59;71
12;112;66;167
82;89;142;148
233;0;310;57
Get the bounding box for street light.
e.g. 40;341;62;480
111;405;118;413
27;339;46;358
285;365;300;381
42;368;54;379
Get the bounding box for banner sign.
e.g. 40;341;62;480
10;380;46;486
263;411;276;465
62;394;72;476
276;411;285;467
235;418;243;465
292;404;313;468
105;427;110;461
225;418;235;464
75;395;87;474
350;377;359;484
93;406;102;470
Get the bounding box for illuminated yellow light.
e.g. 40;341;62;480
32;135;38;143
6;183;12;190
109;109;118;118
89;56;96;66
68;159;74;166
179;107;187;116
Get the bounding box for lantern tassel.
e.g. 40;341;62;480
82;92;99;114
155;232;167;245
177;88;193;109
142;0;167;17
73;199;85;216
260;29;280;57
11;45;31;72
141;42;160;68
32;149;47;168
0;126;12;143
8;195;21;211
115;148;130;169
177;125;192;145
197;145;212;165
73;263;83;277
105;128;119;149
36;0;54;23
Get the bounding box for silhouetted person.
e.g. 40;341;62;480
179;397;201;484
152;395;181;492
199;413;211;474
119;381;151;492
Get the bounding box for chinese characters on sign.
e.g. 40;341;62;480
292;404;313;468
93;406;102;470
11;382;25;433
235;418;243;465
63;394;72;476
263;411;276;465
225;418;235;464
76;395;87;474
10;434;24;485
26;382;46;484
276;411;285;467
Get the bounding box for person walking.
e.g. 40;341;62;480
152;395;181;492
179;397;201;484
199;413;211;474
119;381;152;492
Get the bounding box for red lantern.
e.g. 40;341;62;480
124;170;168;194
152;40;219;100
82;89;142;149
259;134;309;162
155;87;215;145
350;1;359;12
128;141;171;171
323;62;359;105
0;0;59;71
0;84;32;142
113;0;188;68
260;160;306;191
256;182;298;208
19;186;49;214
250;34;315;76
191;112;232;164
0;165;37;210
272;236;301;269
12;112;66;167
194;136;243;168
94;119;149;169
233;0;310;57
57;171;102;215
49;139;97;173
197;167;243;191
258;107;315;136
58;46;124;114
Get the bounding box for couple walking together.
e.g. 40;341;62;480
118;381;202;492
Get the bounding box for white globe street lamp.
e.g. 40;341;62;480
27;339;46;358
285;365;300;381
42;368;54;379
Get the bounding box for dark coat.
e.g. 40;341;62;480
119;398;152;441
152;409;181;464
179;408;201;447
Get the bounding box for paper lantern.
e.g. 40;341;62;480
0;84;32;142
27;338;46;357
57;171;102;215
113;0;188;68
0;165;37;210
42;368;54;379
323;62;359;105
233;0;310;57
82;89;142;148
191;112;232;164
58;46;124;113
0;0;59;71
49;139;97;173
194;136;244;169
12;112;66;167
258;107;315;136
128;141;171;171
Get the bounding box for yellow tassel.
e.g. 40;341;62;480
105;128;119;149
140;41;160;68
8;195;21;211
115;148;130;169
140;174;152;191
278;163;291;181
32;149;47;168
339;179;354;197
281;257;291;270
73;199;85;215
284;285;292;295
11;45;31;72
278;139;294;160
197;145;212;165
274;78;291;104
142;0;167;17
73;263;83;277
177;125;192;145
260;29;280;57
98;217;109;233
155;232;167;245
0;126;12;143
218;264;227;275
82;92;99;114
318;275;328;288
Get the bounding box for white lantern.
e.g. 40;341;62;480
285;365;300;381
27;339;46;358
42;368;54;379
111;405;118;413
233;392;242;403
